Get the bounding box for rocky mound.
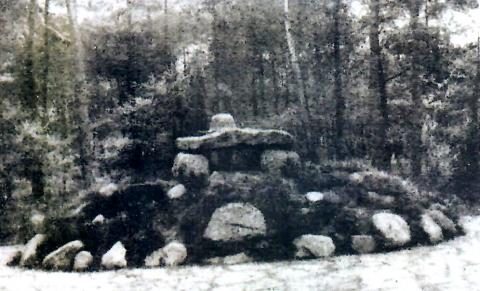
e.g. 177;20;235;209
9;114;462;271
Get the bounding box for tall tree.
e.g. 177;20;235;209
368;0;391;169
284;0;316;160
41;0;51;125
65;0;92;187
332;0;346;160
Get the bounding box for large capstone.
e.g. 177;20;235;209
42;240;84;270
260;150;301;177
293;235;335;258
101;241;127;269
172;153;209;185
20;234;47;267
372;212;411;246
176;128;293;151
204;203;267;242
209;113;237;131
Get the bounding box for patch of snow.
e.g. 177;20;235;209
1;216;480;290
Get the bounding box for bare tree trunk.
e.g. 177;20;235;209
333;0;346;160
271;50;280;115
65;0;92;188
284;0;316;159
23;0;37;116
408;1;423;178
41;0;50;125
369;0;391;169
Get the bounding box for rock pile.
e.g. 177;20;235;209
11;114;463;271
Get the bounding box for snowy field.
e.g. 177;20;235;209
1;215;480;291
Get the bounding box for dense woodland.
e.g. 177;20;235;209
1;0;480;242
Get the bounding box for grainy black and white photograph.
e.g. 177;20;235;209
1;0;480;290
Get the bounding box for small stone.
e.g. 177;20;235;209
306;192;324;202
20;234;47;267
144;249;164;267
162;241;188;266
167;184;187;199
420;214;443;243
428;209;457;233
73;251;93;271
204;203;267;242
351;235;376;253
42;240;84;270
144;242;187;267
99;183;118;197
209;113;237;131
293;235;335;258
101;241;127;269
92;214;106;225
372;212;411;246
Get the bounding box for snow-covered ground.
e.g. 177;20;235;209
1;215;480;291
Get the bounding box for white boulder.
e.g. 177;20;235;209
204;203;267;242
92;214;106;225
206;252;253;265
101;241;127;269
30;212;45;233
73;251;93;271
99;183;118;197
420;214;443;242
20;234;47;267
144;241;187;267
372;212;411;246
42;240;84;270
428;210;457;233
167;184;187;199
293;235;335;258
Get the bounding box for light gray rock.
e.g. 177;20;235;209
305;192;324;202
20;234;47;267
162;242;188;266
73;251;93;271
204;203;267;242
172;153;209;184
372;212;411;246
167;184;187;199
260;150;300;177
92;214;105;225
305;191;341;204
420;214;443;243
206;252;253;265
351;235;376;254
144;242;187;267
428;210;457;233
176;128;293;151
42;240;84;270
293;235;335;258
144;249;164;267
209;113;237;132
101;242;127;269
99;183;118;197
